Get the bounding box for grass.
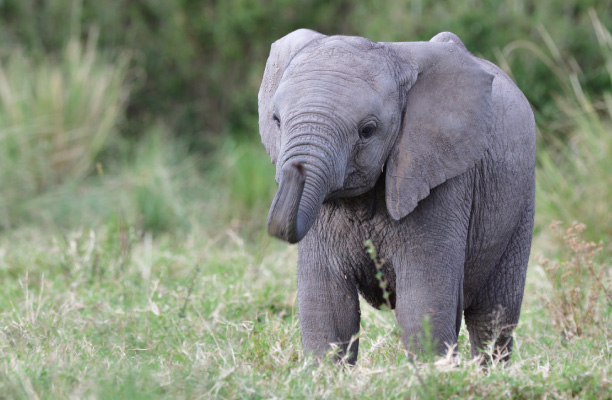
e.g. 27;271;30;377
0;221;610;398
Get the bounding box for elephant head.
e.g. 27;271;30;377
259;29;493;243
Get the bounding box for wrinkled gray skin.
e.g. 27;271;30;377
258;29;535;364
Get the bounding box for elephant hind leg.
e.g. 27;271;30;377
464;206;534;362
465;305;516;362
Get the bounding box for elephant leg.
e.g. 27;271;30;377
464;207;534;362
297;243;361;364
394;257;464;358
392;175;471;358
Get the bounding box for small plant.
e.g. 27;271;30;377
538;221;611;341
364;239;392;310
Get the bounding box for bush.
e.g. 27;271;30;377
0;0;358;143
3;124;210;233
126;125;196;233
0;31;129;229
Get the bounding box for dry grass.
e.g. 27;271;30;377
538;222;611;342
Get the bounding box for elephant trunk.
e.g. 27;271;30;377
266;161;326;244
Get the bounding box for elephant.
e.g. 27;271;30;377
258;29;535;364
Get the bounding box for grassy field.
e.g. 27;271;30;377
0;201;610;398
0;132;610;398
1;12;611;400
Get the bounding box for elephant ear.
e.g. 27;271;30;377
258;29;326;163
384;33;494;220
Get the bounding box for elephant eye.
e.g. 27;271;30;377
273;114;281;127
359;124;376;139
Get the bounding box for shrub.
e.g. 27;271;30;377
0;31;129;228
127;125;195;234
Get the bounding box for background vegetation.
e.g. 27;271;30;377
0;0;610;398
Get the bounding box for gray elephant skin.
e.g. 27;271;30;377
258;29;535;364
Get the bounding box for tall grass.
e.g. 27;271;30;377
216;139;276;234
499;9;612;248
0;30;129;229
498;12;612;360
8;125;210;234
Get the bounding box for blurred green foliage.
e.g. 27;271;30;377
0;0;356;143
1;0;611;241
0;32;129;228
0;0;610;145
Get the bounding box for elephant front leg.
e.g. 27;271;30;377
391;176;471;358
297;248;361;364
394;268;463;358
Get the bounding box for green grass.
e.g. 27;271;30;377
0;221;610;398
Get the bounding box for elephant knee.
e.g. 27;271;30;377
398;316;457;358
301;330;359;365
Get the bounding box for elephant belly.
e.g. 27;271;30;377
355;260;397;310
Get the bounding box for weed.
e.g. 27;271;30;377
364;239;392;310
538;221;611;342
364;239;431;395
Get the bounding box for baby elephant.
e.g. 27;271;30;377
258;29;535;364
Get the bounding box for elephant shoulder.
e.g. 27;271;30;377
474;58;536;169
475;57;534;132
429;31;527;112
429;32;535;167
